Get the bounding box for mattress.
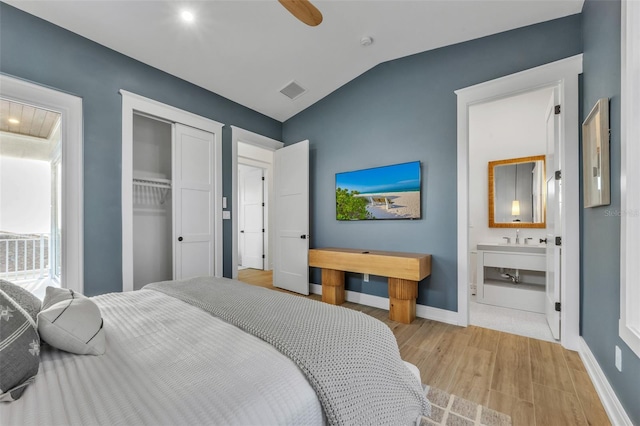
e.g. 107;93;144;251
0;289;325;425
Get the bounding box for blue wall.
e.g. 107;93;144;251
581;0;639;423
283;15;583;311
0;3;282;296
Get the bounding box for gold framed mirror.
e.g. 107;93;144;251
488;155;546;228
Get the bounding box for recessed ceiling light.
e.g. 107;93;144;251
181;10;195;23
8;118;20;124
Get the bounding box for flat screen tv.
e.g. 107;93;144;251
336;161;421;220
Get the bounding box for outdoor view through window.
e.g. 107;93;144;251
0;98;62;299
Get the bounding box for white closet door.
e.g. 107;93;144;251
174;124;215;280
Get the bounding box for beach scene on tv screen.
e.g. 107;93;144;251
336;161;421;220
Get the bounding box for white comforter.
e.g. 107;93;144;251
1;290;325;426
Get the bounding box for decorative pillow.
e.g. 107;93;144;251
0;287;40;402
37;287;105;356
0;279;41;322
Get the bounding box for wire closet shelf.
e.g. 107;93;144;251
133;177;171;205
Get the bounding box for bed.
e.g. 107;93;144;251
1;276;430;425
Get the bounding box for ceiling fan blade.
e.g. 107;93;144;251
278;0;323;27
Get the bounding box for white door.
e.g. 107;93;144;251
174;124;215;280
273;140;309;294
545;93;561;340
240;166;264;269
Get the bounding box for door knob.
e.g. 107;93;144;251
300;235;310;239
540;238;547;243
178;237;183;242
240;230;244;233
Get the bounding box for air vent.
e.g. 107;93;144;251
279;81;306;100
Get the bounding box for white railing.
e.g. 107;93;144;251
0;234;49;282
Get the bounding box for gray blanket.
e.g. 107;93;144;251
145;276;430;425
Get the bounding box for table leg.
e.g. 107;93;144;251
388;278;418;323
321;269;345;305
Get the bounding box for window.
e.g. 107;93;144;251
619;0;640;357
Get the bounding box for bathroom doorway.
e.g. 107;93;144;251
467;88;555;341
456;55;582;350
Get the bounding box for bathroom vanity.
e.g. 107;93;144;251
476;243;546;313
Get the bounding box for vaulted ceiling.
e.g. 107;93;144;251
5;1;584;122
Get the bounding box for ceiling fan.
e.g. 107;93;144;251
278;0;323;26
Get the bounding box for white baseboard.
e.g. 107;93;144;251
578;337;633;426
309;283;459;325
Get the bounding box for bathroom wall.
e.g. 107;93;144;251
468;88;552;286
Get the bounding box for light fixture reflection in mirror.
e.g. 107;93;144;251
512;162;520;221
511;200;520;217
488;155;546;228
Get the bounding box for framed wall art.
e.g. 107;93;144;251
583;98;610;208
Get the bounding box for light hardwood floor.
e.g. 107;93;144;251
237;268;610;426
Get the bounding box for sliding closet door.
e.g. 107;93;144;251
174;124;215;280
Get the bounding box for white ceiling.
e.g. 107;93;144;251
6;1;584;122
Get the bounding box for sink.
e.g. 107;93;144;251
477;243;545;254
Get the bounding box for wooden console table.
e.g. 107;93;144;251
308;248;431;324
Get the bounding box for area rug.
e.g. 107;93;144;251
421;385;512;426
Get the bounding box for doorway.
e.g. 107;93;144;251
231;128;311;295
467;87;555;341
456;55;583;350
0;99;60;299
231;126;283;281
0;75;83;295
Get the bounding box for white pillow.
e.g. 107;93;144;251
37;287;105;355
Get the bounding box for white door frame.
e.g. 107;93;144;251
231;126;283;279
121;90;223;292
455;55;582;350
0;74;84;294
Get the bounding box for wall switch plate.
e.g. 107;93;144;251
615;346;622;372
222;197;227;209
363;273;369;282
222;211;231;220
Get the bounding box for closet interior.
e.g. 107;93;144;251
132;113;173;290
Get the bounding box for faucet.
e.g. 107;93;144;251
502;236;511;244
515;229;520;245
525;237;533;245
500;268;521;284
